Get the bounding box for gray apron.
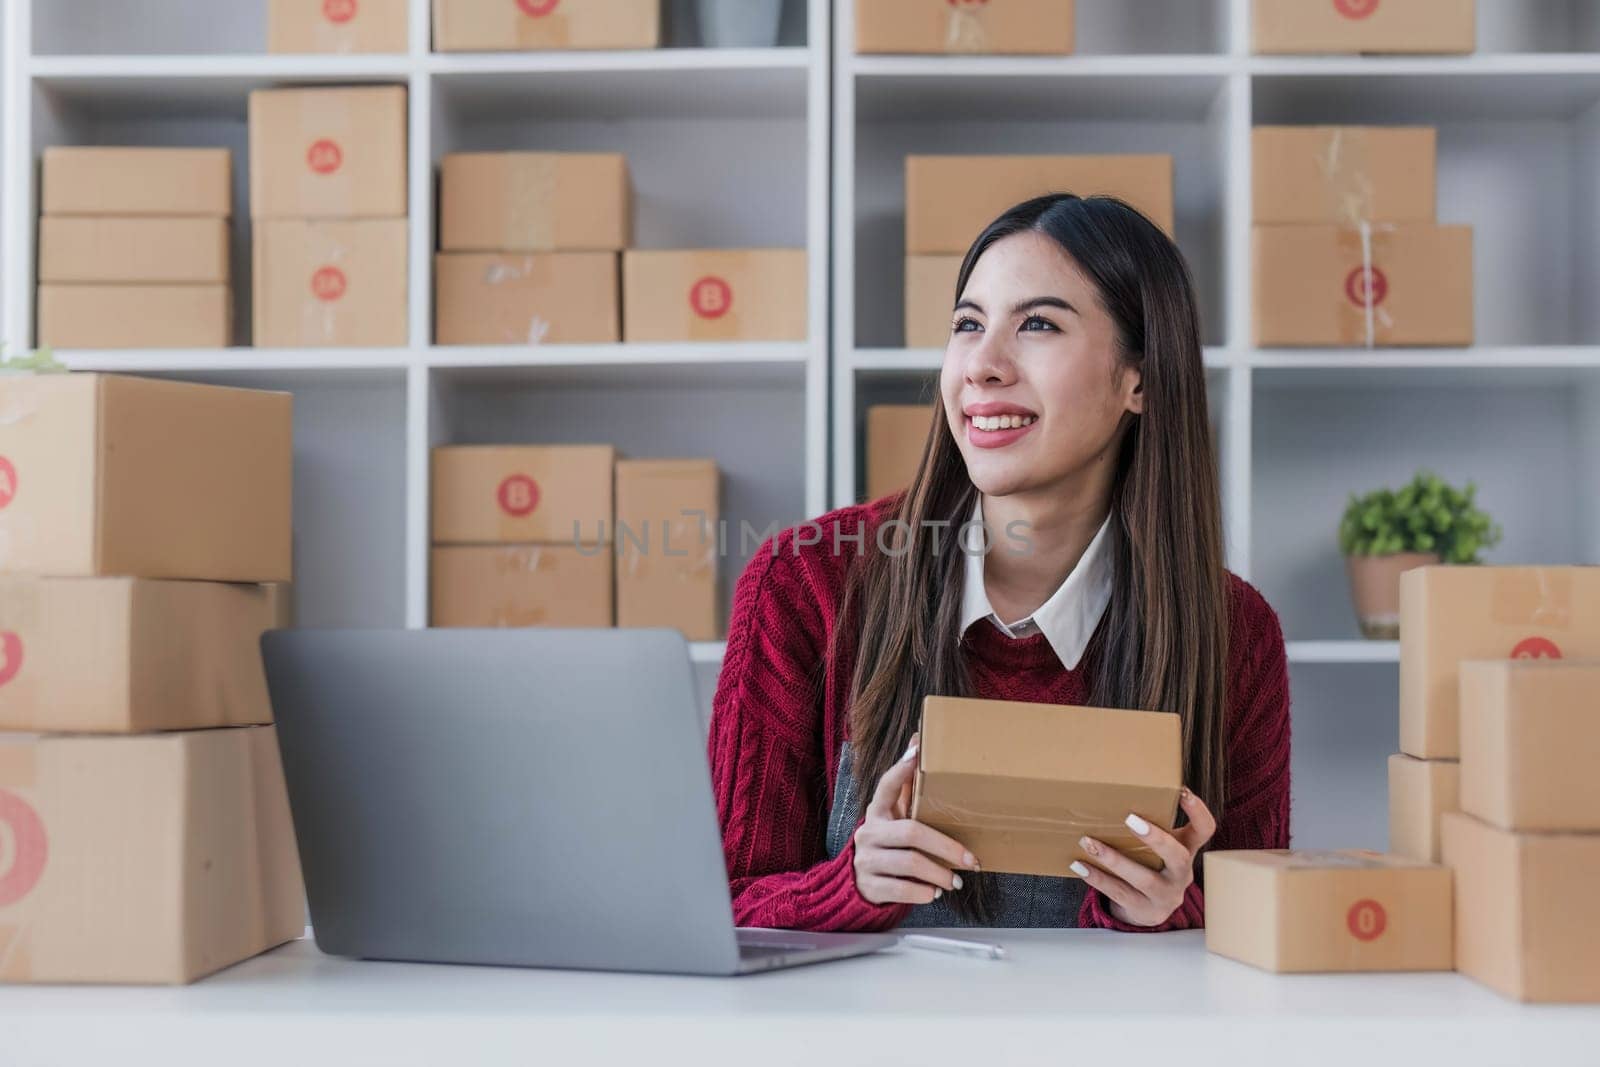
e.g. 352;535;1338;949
824;741;1086;927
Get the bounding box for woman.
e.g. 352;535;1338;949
708;194;1290;931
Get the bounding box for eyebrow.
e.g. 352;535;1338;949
953;296;1079;316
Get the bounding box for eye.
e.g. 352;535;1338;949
1020;315;1058;332
952;315;982;333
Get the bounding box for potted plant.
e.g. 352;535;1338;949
1338;471;1502;639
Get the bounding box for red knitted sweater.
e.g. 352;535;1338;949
707;495;1291;933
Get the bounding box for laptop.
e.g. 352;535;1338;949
260;627;899;976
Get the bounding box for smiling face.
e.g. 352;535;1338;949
939;229;1144;499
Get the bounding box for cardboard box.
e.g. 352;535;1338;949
431;0;659;51
622;249;806;343
253;219;408;347
906;155;1175;253
0;578;285;734
614;459;718;641
1458;660;1600;832
0;726;304;984
855;0;1074;55
39;217;230;284
1252;126;1437;225
268;0;410;53
1251;224;1473;346
37;285;232;349
248;86;407;219
430;544;612;628
1442;812;1600;1002
0;374;291;581
1204;849;1453;973
909;695;1181;878
1388;754;1459;863
865;404;934;501
905;254;961;349
40;147;231;218
431;444;614;545
1400;567;1600;759
434;253;619;345
439;153;629;253
1253;0;1475;55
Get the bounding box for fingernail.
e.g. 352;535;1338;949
1080;836;1101;857
1126;813;1151;836
934;887;943;899
952;873;964;891
962;851;977;868
1070;861;1090;877
896;742;919;765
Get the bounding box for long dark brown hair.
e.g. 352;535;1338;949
834;194;1229;921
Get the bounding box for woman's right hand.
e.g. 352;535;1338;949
852;733;980;905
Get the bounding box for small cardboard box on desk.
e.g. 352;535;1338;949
909;695;1181;878
1441;658;1600;1003
1205;850;1453;973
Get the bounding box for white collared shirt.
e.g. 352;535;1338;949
959;499;1114;670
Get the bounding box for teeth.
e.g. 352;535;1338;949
971;414;1037;431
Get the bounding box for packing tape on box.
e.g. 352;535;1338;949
618;512;716;579
515;6;572;48
1315;127;1380;229
1336;221;1395;348
944;8;989;51
1490;568;1574;629
502;161;558;252
913;795;1165;868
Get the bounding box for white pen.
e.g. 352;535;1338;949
899;933;1007;960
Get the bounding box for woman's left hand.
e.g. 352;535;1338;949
1073;787;1217;928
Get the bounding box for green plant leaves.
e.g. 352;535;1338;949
1337;469;1503;564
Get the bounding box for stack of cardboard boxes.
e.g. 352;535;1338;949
435;150;807;346
1253;0;1475;55
268;0;410;53
436;152;628;344
430;446;720;640
856;0;1075;55
0;373;302;984
249;86;409;347
432;0;659;51
903;154;1174;349
1252;125;1474;347
37;148;233;349
1396;565;1600;1002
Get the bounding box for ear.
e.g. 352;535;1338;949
1123;365;1145;416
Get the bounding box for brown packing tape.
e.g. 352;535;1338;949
516;7;572;48
1334;222;1395;347
504;159;558;251
945;8;988;51
1490;568;1574;630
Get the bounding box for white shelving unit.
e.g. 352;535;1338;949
831;0;1600;849
6;1;1600;848
1;0;830;707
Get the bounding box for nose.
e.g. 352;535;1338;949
962;326;1018;388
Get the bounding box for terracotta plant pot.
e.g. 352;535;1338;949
1345;552;1440;639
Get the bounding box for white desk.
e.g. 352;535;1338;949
3;930;1596;1066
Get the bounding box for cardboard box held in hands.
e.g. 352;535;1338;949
909;695;1181;879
